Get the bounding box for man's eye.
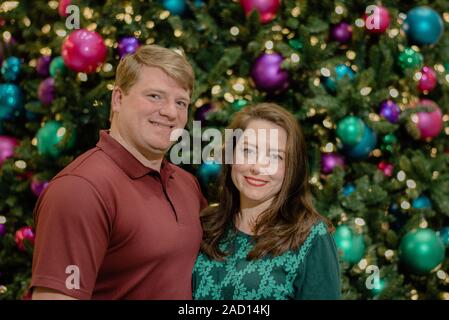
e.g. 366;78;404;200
177;101;188;108
148;94;160;99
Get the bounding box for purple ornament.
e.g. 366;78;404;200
251;52;289;94
118;36;140;58
380;100;401;123
321;152;345;174
38;77;55;105
36;56;51;77
0;223;6;237
331;22;353;44
31;178;49;197
0;135;18;166
194;103;216;122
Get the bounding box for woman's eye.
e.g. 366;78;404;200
270;153;282;160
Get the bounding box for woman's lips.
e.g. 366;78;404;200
244;176;268;187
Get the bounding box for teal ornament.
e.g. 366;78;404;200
370;277;387;297
1;56;21;81
412;195;432;209
336;116;365;147
232;99;248;112
162;0;186;15
399;228;445;274
333;225;365;264
323;64;355;92
49;56;67;77
342;183;355;196
0;83;23;120
345;125;377;159
197;161;221;187
403;6;444;45
438;227;449;247
36;120;75;158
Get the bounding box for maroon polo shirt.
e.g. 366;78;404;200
30;130;207;299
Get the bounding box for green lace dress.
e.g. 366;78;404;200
192;221;341;300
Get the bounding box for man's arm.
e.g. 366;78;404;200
32;287;78;300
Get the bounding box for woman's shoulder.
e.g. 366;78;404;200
294;220;336;261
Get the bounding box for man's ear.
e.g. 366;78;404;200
111;86;124;113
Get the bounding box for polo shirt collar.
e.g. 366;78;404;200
96;130;174;179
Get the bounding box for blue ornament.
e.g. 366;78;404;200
403;7;444;45
197;161;221;187
438;227;449;247
342;184;355;196
344;125;377;159
0;83;23;120
162;0;186;15
1;56;21;81
324;64;355;92
412;195;432;209
390;203;408;232
194;0;204;7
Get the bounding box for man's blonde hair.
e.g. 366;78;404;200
111;45;195;121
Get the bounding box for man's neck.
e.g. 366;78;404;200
109;128;163;172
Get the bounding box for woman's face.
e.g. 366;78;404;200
231;119;287;209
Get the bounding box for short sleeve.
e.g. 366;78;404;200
30;175;111;299
294;231;341;300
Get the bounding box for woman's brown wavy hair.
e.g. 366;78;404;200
200;102;334;260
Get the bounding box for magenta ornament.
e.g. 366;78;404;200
417;66;437;92
62;29;107;74
239;0;281;24
0;135;18;166
415;99;443;140
364;5;391;34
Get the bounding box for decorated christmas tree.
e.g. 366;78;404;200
1;0;449;300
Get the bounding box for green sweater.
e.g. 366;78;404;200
192;221;341;300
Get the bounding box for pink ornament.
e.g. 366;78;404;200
321;152;345;174
58;0;72;17
417;66;437;93
378;161;394;177
363;5;391;34
62;29;107;74
15;226;35;251
239;0;281;24
415;99;443;140
0;135;18;166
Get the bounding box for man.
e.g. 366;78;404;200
31;45;207;299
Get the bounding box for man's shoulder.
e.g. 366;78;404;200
53;146;120;184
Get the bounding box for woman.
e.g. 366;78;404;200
192;103;341;300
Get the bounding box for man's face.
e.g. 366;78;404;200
112;66;190;158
